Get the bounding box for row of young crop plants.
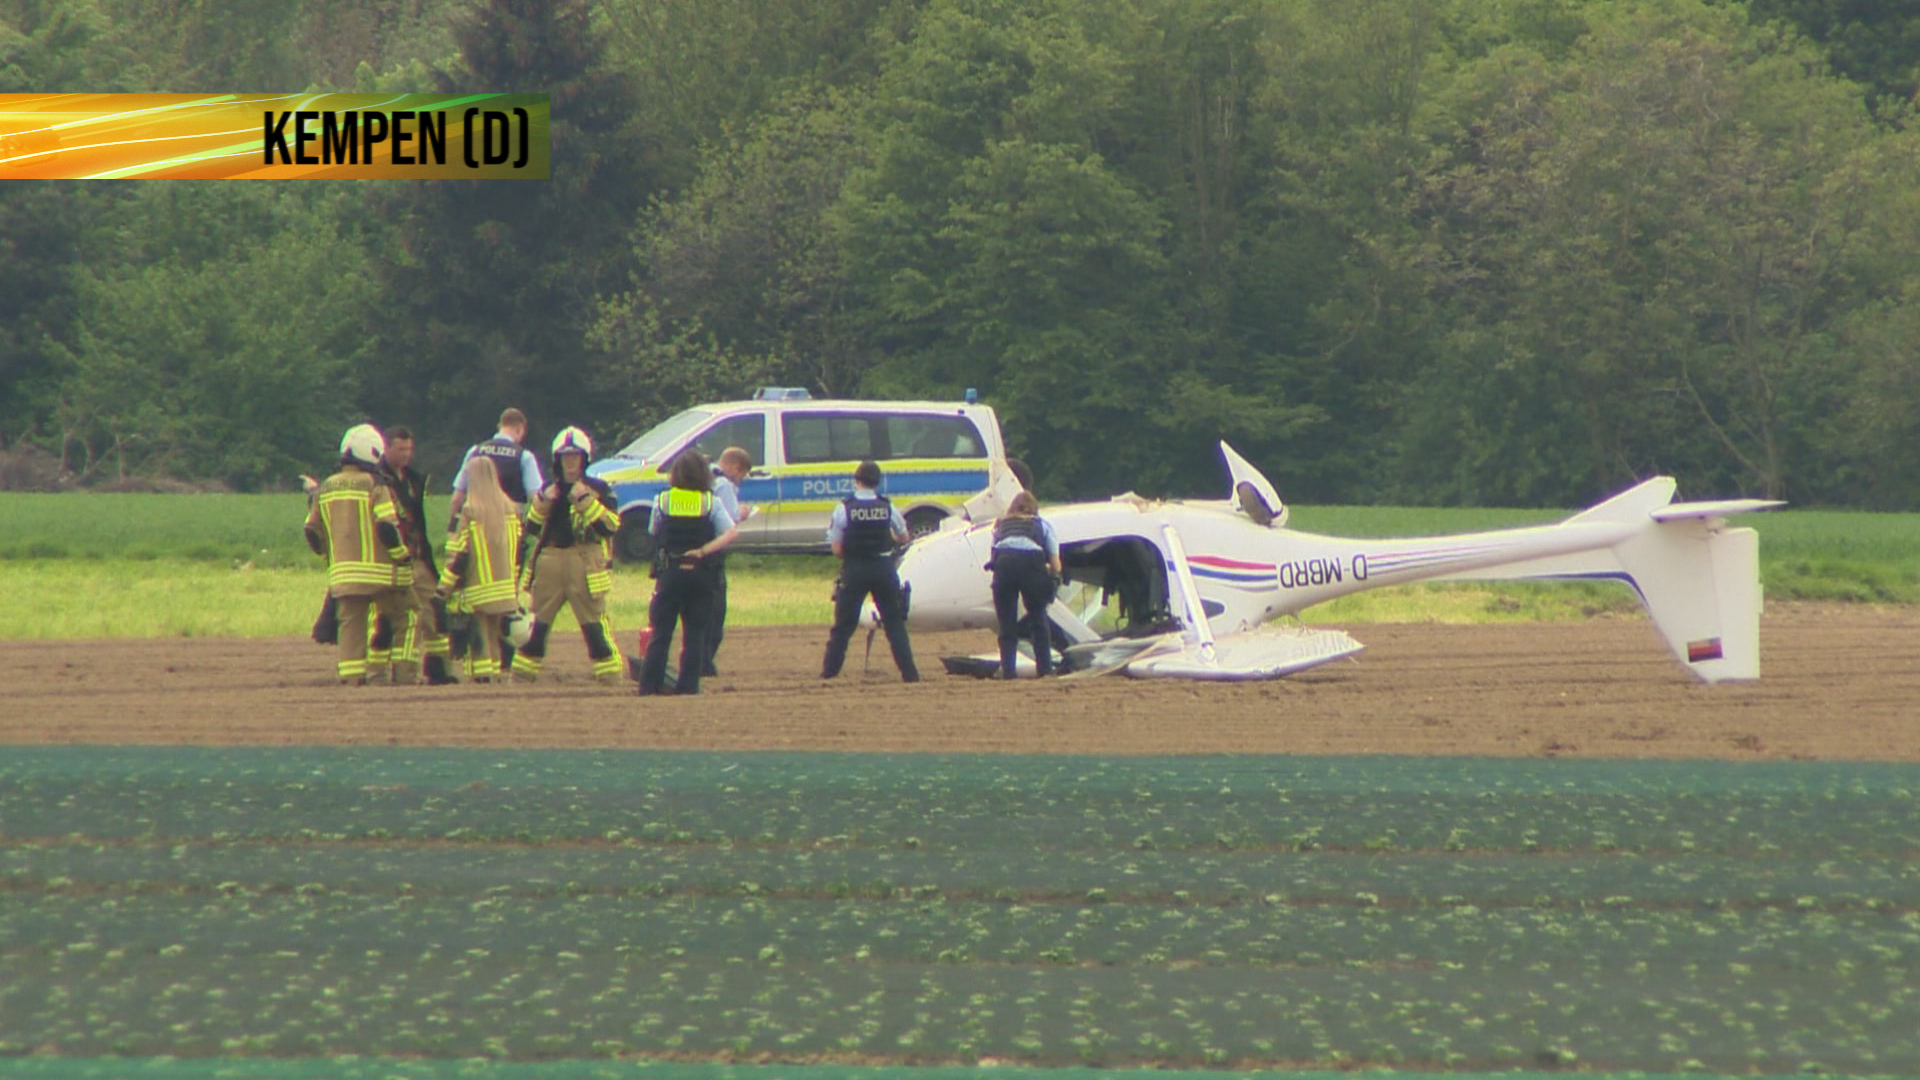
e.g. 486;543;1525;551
9;774;1919;856
10;886;1919;974
4;892;1914;1070
6;842;1919;909
5;749;1917;1071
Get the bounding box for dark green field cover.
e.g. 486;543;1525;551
2;749;1917;1076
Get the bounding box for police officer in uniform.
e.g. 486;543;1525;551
819;460;920;683
989;490;1062;678
637;450;738;696
304;425;414;685
448;407;542;526
510;427;624;684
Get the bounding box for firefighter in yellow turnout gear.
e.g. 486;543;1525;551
304;425;413;685
511;427;624;684
440;456;523;682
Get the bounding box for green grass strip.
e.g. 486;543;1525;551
0;558;834;641
0;494;1913;640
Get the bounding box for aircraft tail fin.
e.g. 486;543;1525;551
1606;518;1765;682
1445;481;1781;683
1561;476;1678;525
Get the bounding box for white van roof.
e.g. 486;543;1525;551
702;397;992;415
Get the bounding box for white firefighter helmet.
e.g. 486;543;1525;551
551;426;593;461
504;610;533;649
340;423;386;467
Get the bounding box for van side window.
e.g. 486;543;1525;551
886;414;984;459
783;414;877;463
685;413;766;468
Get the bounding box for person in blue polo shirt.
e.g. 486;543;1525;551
820;460;920;683
447;407;543;528
703;446;755;678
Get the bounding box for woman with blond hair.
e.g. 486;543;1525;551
989;490;1062;678
439;456;523;682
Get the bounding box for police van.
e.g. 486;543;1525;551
590;389;1013;561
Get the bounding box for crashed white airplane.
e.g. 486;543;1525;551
890;443;1782;682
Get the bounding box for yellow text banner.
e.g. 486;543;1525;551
0;93;549;179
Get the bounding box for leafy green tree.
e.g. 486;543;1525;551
0;182;123;453
608;89;870;404
1403;0;1909;503
1225;0;1450;500
1;1;148;452
1;0;152;89
51;186;377;487
584;302;770;449
835;0;1340;496
600;0;907;193
1820;128;1920;509
1747;0;1920;108
379;0;641;472
81;0;463;92
835;0;1182;494
6;0;1920;509
1828;295;1920;509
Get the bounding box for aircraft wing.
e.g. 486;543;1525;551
939;522;1361;681
1124;626;1364;680
1129;523;1362;680
1649;499;1786;522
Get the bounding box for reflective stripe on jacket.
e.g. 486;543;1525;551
306;468;408;594
441;513;523;609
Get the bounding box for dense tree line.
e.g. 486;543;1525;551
2;0;1917;507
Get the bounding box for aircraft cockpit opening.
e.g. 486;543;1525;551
1056;536;1176;639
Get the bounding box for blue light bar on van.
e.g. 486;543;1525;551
752;387;812;401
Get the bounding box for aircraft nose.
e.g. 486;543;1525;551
894;527;987;629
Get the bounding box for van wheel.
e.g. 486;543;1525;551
905;508;948;540
615;511;657;564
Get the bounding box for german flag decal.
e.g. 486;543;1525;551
1687;637;1724;663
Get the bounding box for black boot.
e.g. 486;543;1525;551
311;593;339;645
510;621;549;681
445;612;472;665
369;613;395;654
581;622;620;684
423;654;457;685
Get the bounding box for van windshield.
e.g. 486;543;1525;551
614;409;712;461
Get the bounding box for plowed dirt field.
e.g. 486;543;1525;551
6;603;1914;760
